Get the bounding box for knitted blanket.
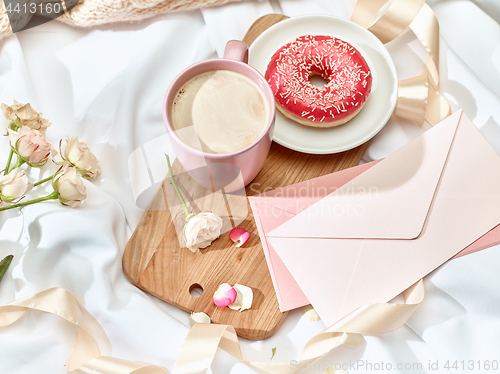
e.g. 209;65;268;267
0;0;245;40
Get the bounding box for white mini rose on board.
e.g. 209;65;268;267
54;136;101;179
0;168;32;202
184;212;223;252
52;166;87;208
8;126;54;167
1;100;51;132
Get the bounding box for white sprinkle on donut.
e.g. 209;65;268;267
265;35;372;127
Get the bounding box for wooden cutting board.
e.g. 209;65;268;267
122;14;370;340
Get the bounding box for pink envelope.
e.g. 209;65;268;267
250;111;500;321
249;162;378;311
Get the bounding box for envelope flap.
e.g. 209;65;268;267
248;162;379;312
268;111;463;240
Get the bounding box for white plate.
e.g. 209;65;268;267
249;15;398;154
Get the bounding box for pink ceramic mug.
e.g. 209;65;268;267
163;40;275;191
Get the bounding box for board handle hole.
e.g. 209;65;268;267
189;283;204;298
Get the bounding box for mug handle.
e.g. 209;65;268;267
223;40;249;63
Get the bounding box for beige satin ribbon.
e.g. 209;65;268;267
352;0;451;126
0;280;423;374
0;1;450;373
0;288;169;374
174;280;424;374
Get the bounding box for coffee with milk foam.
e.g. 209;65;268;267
171;70;269;154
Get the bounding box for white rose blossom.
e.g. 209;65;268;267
184;212;223;252
0;104;101;213
1;100;51;132
0;168;32;202
7;126;55;167
165;154;223;252
54;136;101;179
52;166;87;208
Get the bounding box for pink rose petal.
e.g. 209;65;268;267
213;283;237;307
230;228;251;247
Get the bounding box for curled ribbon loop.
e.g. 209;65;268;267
1;2;447;373
352;0;426;43
173;280;424;374
396;75;429;125
0;287;100;371
352;0;451;126
0;281;423;374
0;288;169;374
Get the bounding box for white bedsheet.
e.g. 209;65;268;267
0;0;499;373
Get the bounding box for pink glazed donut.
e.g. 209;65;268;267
265;35;372;128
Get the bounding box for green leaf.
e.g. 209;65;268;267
14;117;22;129
270;347;277;360
0;255;13;283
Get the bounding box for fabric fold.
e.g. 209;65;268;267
0;281;423;374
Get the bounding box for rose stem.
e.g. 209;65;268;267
33;170;62;187
6;156;24;175
4;119;20;175
33;175;54;187
4;150;14;175
165;154;191;218
0;191;59;212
